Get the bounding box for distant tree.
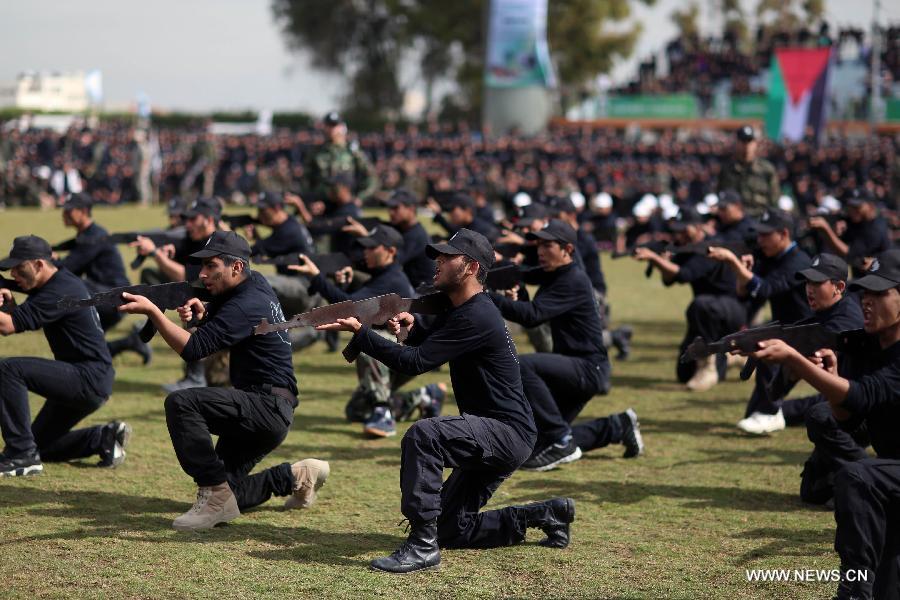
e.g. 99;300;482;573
271;0;653;123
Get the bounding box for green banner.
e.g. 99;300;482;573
605;95;698;119
887;98;900;122
730;95;768;119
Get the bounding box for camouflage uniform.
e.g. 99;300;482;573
717;158;780;217
303;141;377;202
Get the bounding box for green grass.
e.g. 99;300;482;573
0;206;840;599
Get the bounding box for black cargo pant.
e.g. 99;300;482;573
400;415;535;548
519;353;610;450
0;357;111;460
164;386;297;510
833;459;900;600
677;294;746;383
801;402;870;505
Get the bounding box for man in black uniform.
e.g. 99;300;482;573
0;236;128;476
132;196;221;391
551;196;632;360
748;254;864;435
291;225;425;438
119;231;329;529
247;190;316;316
809;189;892;276
381;189;434;288
490;220;643;471
320;228;575;574
57;193;153;364
746;249;900;600
713;190;755;244
709;208;813;433
428;192;499;243
635;208;747;391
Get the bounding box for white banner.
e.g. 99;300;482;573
485;0;555;88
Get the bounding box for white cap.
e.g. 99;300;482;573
704;193;719;207
569;191;586;210
591;192;613;210
512;192;532;208
778;195;795;212
696;202;711;215
821;195;842;213
633;194;657;218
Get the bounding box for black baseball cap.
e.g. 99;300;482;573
845;188;876;208
167;196;187;216
525;219;577;247
796;253;849;283
256;190;284;209
189;230;251;262
848;249;900;292
718;190;743;207
549;196;577;215
736;125;757;142
184;196;222;219
0;235;53;270
62;192;93;211
323;111;343;126
667;207;704;232
426;228;495;271
383;188;418;208
445;192;475;211
752;208;793;234
517;202;549;227
356;224;403;249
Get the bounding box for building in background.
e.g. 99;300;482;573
0;70;102;112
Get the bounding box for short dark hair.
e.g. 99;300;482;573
220;254;251;275
462;256;488;284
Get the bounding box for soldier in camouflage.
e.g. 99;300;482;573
303;111;377;203
717;125;780;217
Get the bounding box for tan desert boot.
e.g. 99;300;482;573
284;459;330;510
686;355;719;392
172;482;240;531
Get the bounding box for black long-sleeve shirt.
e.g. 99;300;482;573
575;229;607;295
843;217;892;272
60;222;130;288
396;221;435;288
181;271;297;395
11;268;113;397
348;292;537;443
670;252;739;297
840;336;900;459
308;261;413;303
251;216;314;275
746;243;814;324
489;262;607;364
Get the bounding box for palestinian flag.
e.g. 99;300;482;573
765;47;833;142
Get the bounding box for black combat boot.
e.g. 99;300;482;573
832;567;873;600
520;497;576;548
370;519;441;574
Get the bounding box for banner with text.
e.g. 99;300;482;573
485;0;555;88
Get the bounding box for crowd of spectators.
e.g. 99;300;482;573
2;120;898;220
617;21;900;108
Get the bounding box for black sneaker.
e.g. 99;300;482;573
0;453;43;477
99;421;132;467
620;408;644;458
520;439;582;472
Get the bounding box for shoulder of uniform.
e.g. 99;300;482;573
755;158;776;172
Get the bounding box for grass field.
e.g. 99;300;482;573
0;205;842;599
